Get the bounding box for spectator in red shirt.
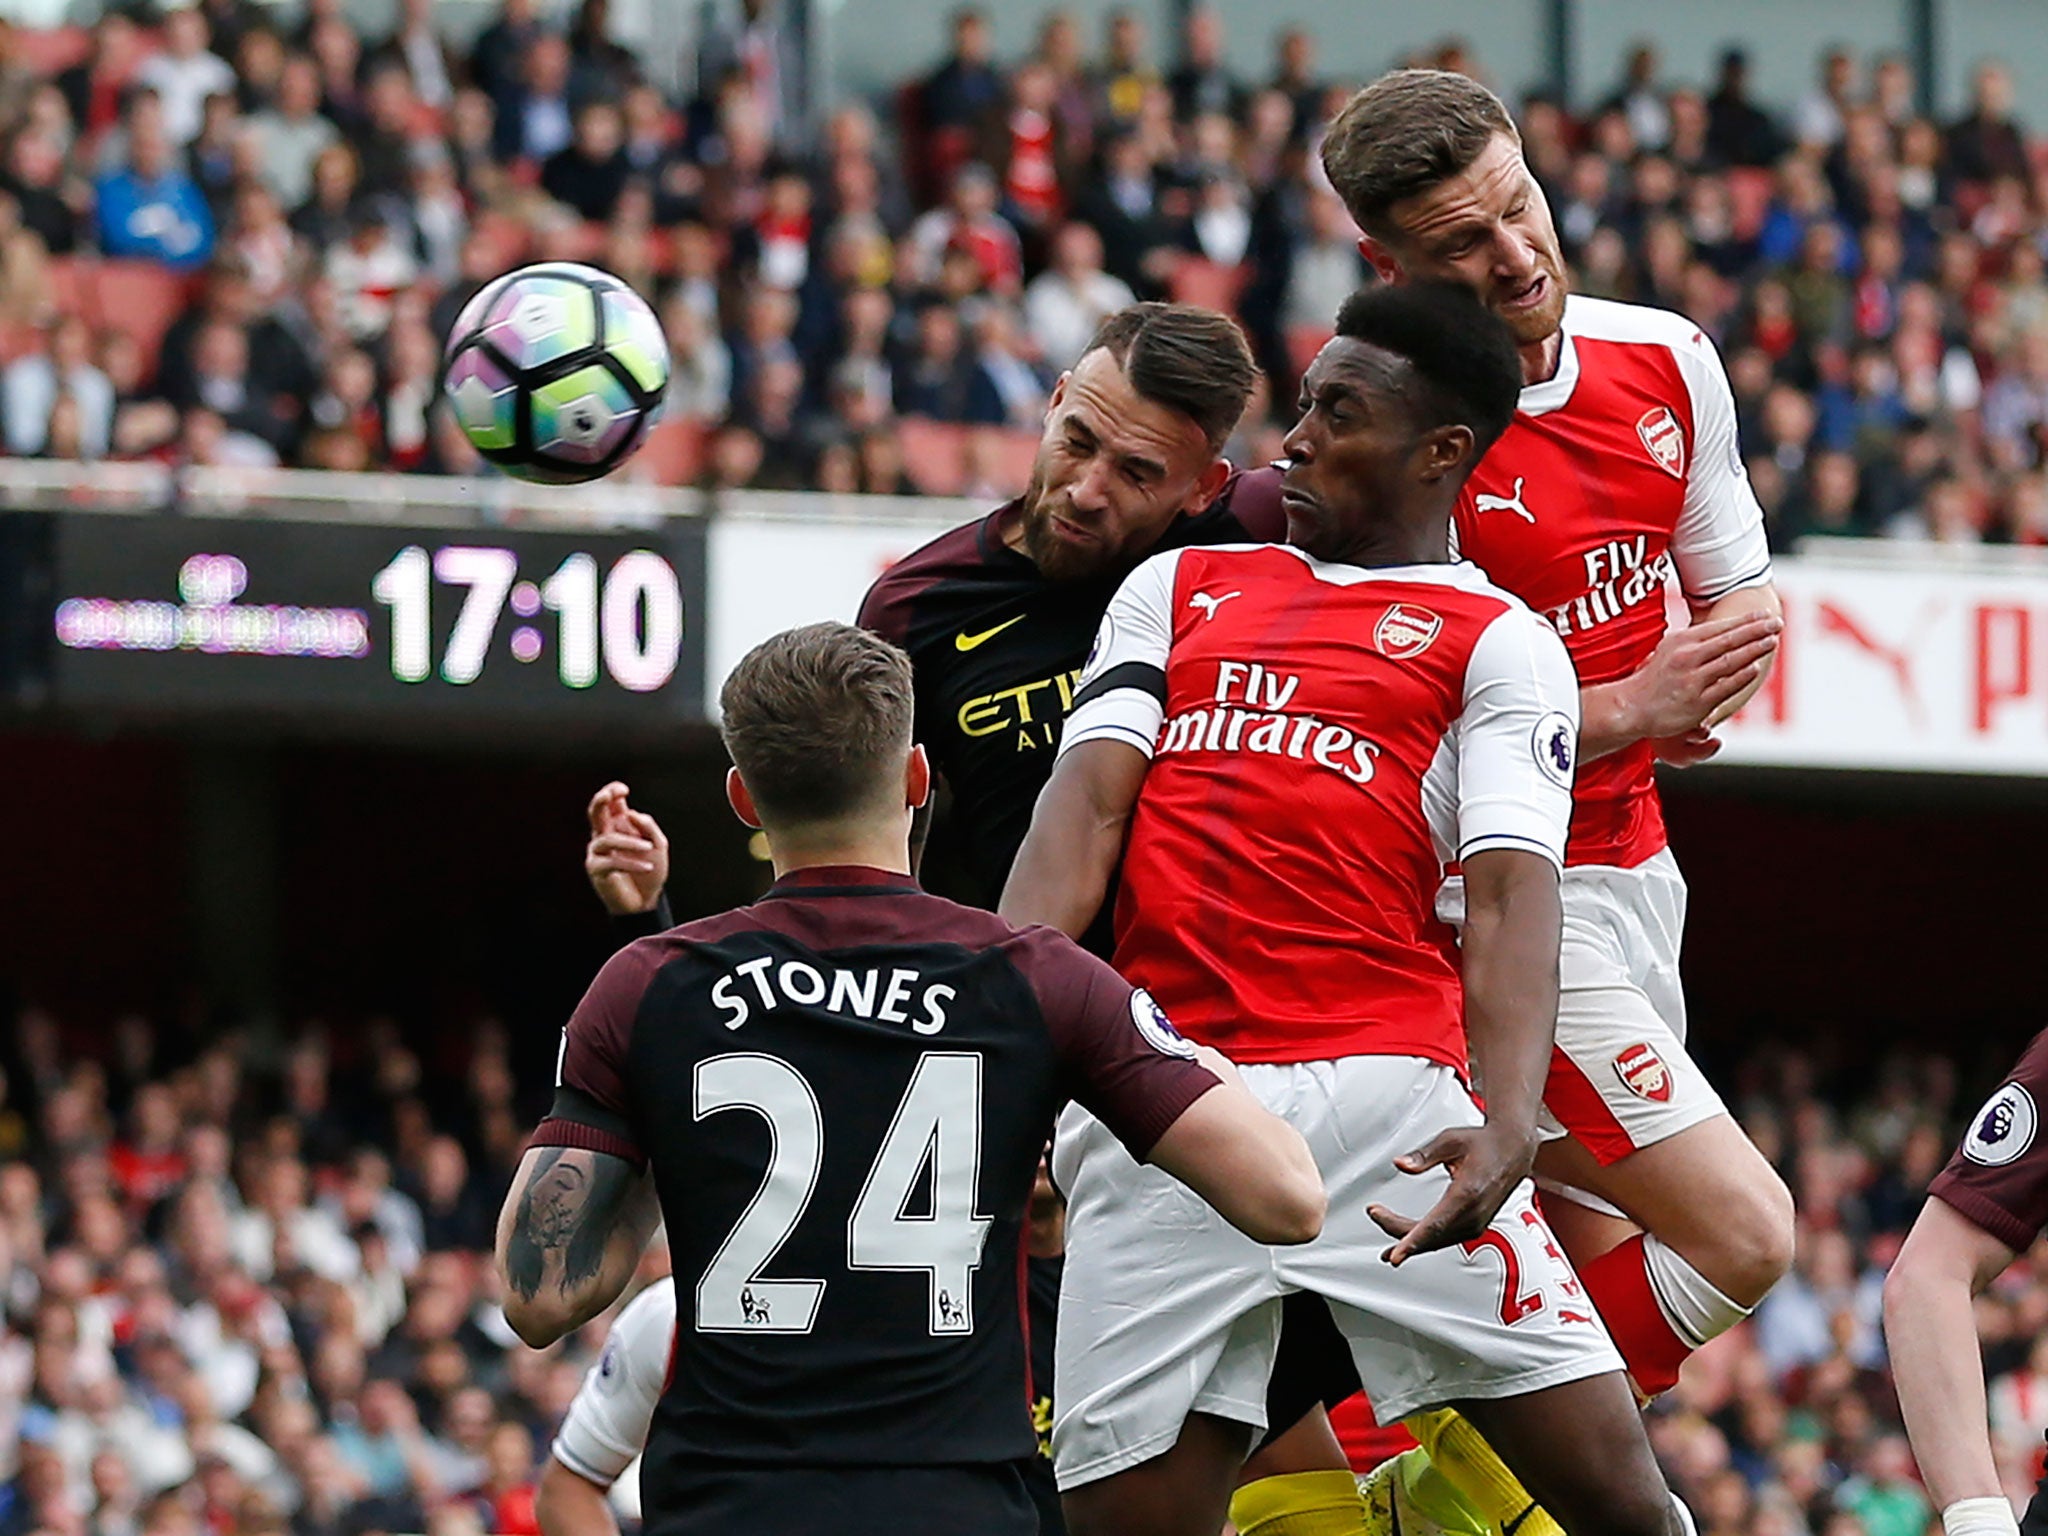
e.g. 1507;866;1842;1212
478;1422;540;1536
109;1086;187;1217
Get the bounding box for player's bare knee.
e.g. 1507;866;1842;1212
1715;1162;1795;1303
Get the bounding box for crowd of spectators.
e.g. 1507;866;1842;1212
0;0;2041;537
0;995;2039;1536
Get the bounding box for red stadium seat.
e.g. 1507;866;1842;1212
987;426;1039;488
45;255;91;323
1168;256;1251;315
897;416;967;496
631;417;709;486
90;261;196;375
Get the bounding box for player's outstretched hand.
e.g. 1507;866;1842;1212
1366;1120;1540;1267
1623;610;1781;741
584;781;670;917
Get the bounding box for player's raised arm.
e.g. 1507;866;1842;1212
585;781;672;924
1001;549;1181;935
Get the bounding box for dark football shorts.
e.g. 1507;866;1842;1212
648;1460;1039;1536
1259;1292;1365;1449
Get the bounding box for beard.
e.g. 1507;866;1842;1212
1015;468;1118;584
1494;256;1569;345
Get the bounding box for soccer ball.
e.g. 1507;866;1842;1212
442;262;671;485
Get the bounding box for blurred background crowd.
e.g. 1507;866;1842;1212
0;1002;2036;1536
0;0;2042;538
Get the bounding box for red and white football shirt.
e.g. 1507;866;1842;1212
1452;295;1773;870
1059;543;1578;1068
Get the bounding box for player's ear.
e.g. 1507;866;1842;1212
905;744;931;811
1359;232;1402;284
1183;455;1232;512
725;767;763;829
1417;424;1475;483
1044;371;1071;425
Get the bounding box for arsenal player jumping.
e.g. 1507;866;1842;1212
1299;66;1793;1532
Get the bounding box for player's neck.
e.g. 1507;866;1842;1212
762;825;914;881
1325;512;1452;569
1520;330;1563;386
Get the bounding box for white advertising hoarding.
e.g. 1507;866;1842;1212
704;499;970;715
1717;558;2048;775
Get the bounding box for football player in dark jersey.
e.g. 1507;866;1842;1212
498;622;1325;1536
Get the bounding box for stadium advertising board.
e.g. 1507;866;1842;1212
43;512;708;728
704;502;965;715
1718;560;2048;775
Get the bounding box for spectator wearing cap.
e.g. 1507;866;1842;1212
92;106;213;271
541;100;630;223
1024;220;1135;370
136;9;236;149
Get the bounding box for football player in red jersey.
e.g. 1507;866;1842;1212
1296;67;1795;1525
1003;283;1685;1536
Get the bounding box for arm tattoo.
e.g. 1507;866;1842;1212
506;1147;642;1303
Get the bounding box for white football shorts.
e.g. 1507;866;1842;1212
1048;1054;1625;1491
1537;848;1727;1166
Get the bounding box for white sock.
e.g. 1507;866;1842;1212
1943;1497;2021;1536
1642;1235;1752;1350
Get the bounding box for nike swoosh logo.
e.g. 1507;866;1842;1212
955;615;1024;652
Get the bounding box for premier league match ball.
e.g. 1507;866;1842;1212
442;262;671;485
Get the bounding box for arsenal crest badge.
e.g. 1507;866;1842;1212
1636;406;1686;480
1613;1042;1674;1103
1374;603;1443;659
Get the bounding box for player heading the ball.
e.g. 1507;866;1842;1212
495;620;1323;1536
